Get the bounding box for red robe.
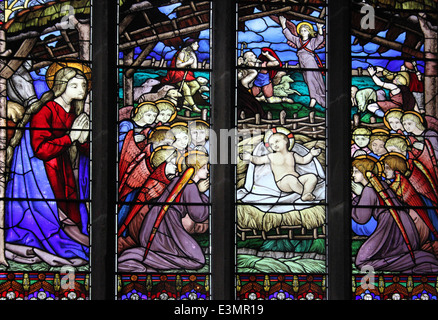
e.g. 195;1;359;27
408;72;424;93
161;50;196;84
30;101;89;226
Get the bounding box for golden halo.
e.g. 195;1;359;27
379;152;409;176
131;101;157;118
380;151;407;162
155;99;177;122
153;125;171;131
147;125;172;140
188;119;210;132
383;108;404;130
264;126;294;151
155;99;175;107
170;121;188;128
371;128;389;135
45;61;92;91
150;145;178;169
296;21;314;33
403;110;425;124
371;128;389;137
354;154;378;162
387;132;411;146
176;149;209;173
353;154;384;177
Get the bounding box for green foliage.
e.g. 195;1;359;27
237;254;326;274
6;0;91;34
240;237;326;255
260;239;312;253
237;238;264;250
351;239;364;256
309;239;326;254
192;232;209;248
368;0;436;10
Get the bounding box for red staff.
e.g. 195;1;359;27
143;167;195;260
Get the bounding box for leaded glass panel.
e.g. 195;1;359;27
116;0;212;300
0;0;92;300
351;0;438;300
235;0;328;300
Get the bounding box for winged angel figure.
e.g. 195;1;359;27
271;15;326;109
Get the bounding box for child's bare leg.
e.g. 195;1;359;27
276;175;303;194
299;174;318;201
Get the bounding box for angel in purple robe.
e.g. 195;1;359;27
117;151;210;272
351;156;438;273
278;16;326;109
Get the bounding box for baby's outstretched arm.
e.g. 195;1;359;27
241;152;270;165
294;147;321;165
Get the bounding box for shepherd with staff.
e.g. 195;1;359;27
117;150;210;272
162;38;202;113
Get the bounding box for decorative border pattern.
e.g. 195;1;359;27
0;272;89;300
236;274;326;300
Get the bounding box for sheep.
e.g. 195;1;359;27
137;84;176;103
133;78;161;102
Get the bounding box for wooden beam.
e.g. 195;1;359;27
31;54;79;71
5;16;91;43
119;14;136;34
32;44;78;59
123;49;134;106
238;6;325;24
319;7;326;18
301;0;309;13
189;1;204;24
239;2;324;16
119;22;209;51
351;2;423;37
176;1;210;12
125;42;157;78
0;37;37;79
61;30;77;53
127;9;210;38
351;28;424;59
120;1;210;39
44;44;55;58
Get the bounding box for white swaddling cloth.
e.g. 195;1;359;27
236;142;326;213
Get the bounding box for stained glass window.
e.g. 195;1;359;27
0;0;92;300
116;0;212;300
235;0;328;300
2;0;437;302
351;0;438;300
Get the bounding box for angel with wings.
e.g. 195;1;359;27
277;15;326;109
